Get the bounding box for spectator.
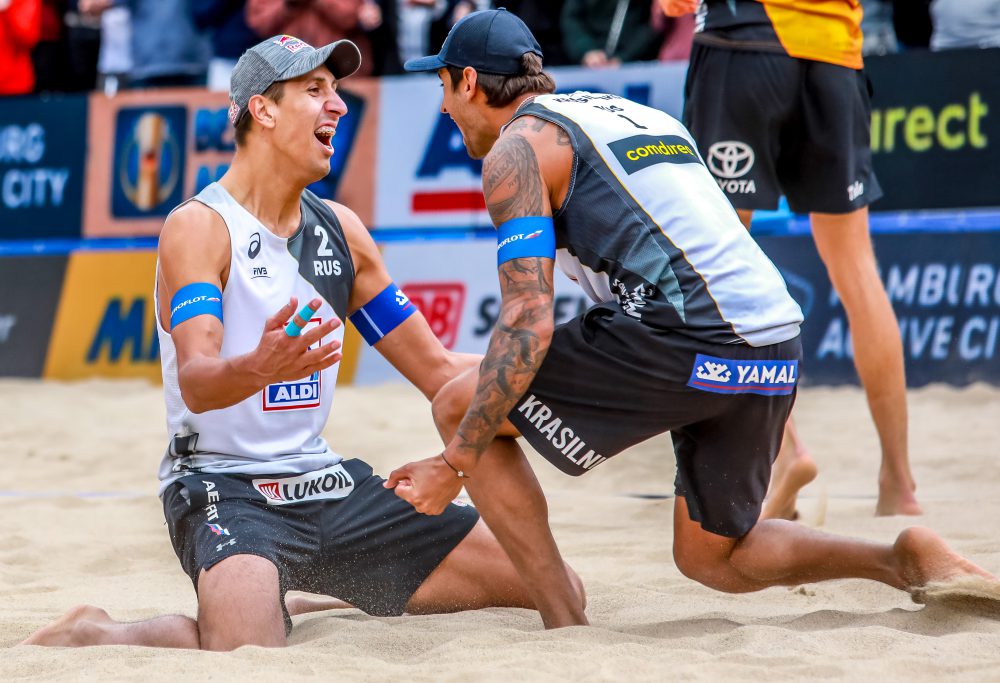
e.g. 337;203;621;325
365;0;402;75
651;0;692;62
930;0;1000;50
193;0;261;91
893;0;931;49
499;0;570;67
562;0;661;68
0;0;42;95
93;1;130;94
860;0;897;55
32;0;70;92
246;0;375;77
394;0;486;75
80;0;209;88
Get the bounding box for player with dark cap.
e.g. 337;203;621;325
386;9;997;629
23;34;582;651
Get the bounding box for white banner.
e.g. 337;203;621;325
374;61;689;231
352;238;593;385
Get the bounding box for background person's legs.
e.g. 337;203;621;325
737;208;816;520
810;207;920;516
762;418;818;520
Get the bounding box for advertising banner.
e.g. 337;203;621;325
867;48;1000;211
348;231;1000;388
35;249;367;384
350;238;592;385
758;232;1000;387
0;255;68;376
0;94;88;240
374;61;688;231
83;80;379;238
43;250;162;381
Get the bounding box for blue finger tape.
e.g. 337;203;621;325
496;216;556;266
286;303;318;337
170;282;223;330
348;282;416;346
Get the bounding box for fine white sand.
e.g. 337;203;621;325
3;379;1000;681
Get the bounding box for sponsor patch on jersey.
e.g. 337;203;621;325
252;463;355;505
608;134;701;175
262;316;323;411
687;354;798;396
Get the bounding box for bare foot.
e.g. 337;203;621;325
876;478;923;517
284;593;354;617
893;527;995;596
762;452;818;521
21;605;113;647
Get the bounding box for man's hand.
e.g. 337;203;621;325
658;0;699;17
384;454;464;515
250;297;343;385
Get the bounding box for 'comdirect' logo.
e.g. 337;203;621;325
707;141;754;179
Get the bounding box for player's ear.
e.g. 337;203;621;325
462;66;478;98
248;93;277;130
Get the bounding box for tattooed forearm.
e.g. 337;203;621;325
453;257;554;459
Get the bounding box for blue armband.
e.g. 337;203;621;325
496;216;556;267
170;283;223;330
348;283;416;346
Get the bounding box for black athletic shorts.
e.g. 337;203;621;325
162;458;479;630
507;304;800;539
683;42;882;214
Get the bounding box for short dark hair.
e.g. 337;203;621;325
446;53;555;108
234;81;286;147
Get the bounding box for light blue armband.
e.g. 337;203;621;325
496;216;556;267
170;283;223;330
285;302;318;337
348;283;416;346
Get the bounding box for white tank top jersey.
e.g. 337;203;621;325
155;183;355;494
513;92;803;347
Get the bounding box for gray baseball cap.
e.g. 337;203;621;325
228;35;362;127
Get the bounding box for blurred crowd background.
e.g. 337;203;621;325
0;0;996;97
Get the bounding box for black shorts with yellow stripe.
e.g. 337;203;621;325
682;41;882;214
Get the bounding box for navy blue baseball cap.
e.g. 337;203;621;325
403;8;542;75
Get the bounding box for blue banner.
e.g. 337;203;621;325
0;94;88;240
758;231;1000;387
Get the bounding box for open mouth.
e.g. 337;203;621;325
314;126;336;149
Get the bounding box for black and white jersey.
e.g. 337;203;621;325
512;92;802;347
156;183;355;493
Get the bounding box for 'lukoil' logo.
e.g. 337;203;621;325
252;464;355;505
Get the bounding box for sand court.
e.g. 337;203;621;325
3;378;1000;681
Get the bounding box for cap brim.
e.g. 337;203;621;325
403;54;447;72
279;39;362;82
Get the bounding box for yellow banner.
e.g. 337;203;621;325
43;249;363;384
44;251;161;381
